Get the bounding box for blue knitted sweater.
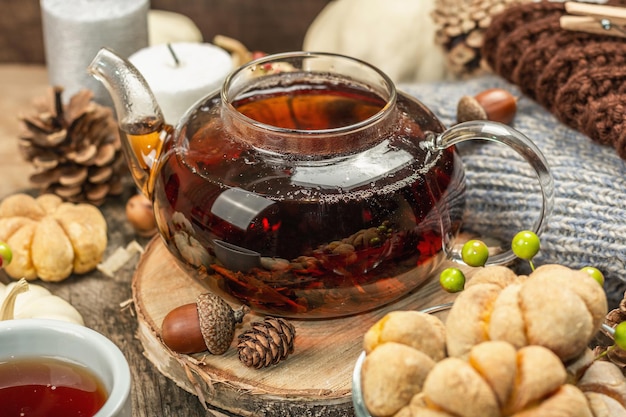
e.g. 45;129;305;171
401;76;626;308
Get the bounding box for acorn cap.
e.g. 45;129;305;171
457;95;488;123
196;293;249;355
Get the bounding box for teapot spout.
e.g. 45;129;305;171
87;47;169;199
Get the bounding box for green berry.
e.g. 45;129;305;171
461;240;489;267
0;241;11;268
580;266;604;286
439;267;466;293
615;322;626;350
511;230;540;261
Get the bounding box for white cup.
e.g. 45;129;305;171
0;318;132;417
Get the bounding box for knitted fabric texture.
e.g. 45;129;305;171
401;76;626;308
481;1;626;159
536;41;626;112
480;1;564;70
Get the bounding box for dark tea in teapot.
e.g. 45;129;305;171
148;73;465;318
234;80;385;130
90;49;553;319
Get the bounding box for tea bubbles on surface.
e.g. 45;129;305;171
150;75;465;317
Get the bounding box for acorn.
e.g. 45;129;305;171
456;88;518;125
161;292;249;355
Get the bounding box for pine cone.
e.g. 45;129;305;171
431;0;532;78
18;86;126;206
237;317;296;368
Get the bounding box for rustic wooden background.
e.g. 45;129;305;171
0;0;331;63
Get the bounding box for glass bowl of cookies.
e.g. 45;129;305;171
351;264;621;417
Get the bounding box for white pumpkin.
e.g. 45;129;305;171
148;10;203;46
303;0;449;83
0;279;84;325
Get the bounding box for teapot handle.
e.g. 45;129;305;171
434;120;555;266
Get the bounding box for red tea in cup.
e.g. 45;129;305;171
0;356;108;417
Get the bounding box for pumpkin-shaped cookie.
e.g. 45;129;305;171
0;193;107;281
409;341;592;417
446;264;608;361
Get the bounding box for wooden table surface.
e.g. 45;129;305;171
0;65;224;416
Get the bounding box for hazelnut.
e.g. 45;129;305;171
457;88;517;125
125;194;157;237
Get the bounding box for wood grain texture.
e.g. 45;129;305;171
133;237;460;416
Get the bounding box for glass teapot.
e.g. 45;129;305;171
88;49;554;318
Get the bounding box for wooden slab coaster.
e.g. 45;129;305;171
132;237;459;416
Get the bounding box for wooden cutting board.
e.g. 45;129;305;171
132;237;461;416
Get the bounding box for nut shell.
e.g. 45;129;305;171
457;88;518;125
161;303;205;354
125;194;157;237
577;360;626;405
585;392;626;417
474;88;517;124
197;293;247;355
457;95;488;123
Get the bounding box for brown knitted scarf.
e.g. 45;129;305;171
482;1;626;159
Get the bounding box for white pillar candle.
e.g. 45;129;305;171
129;42;234;125
41;0;149;105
